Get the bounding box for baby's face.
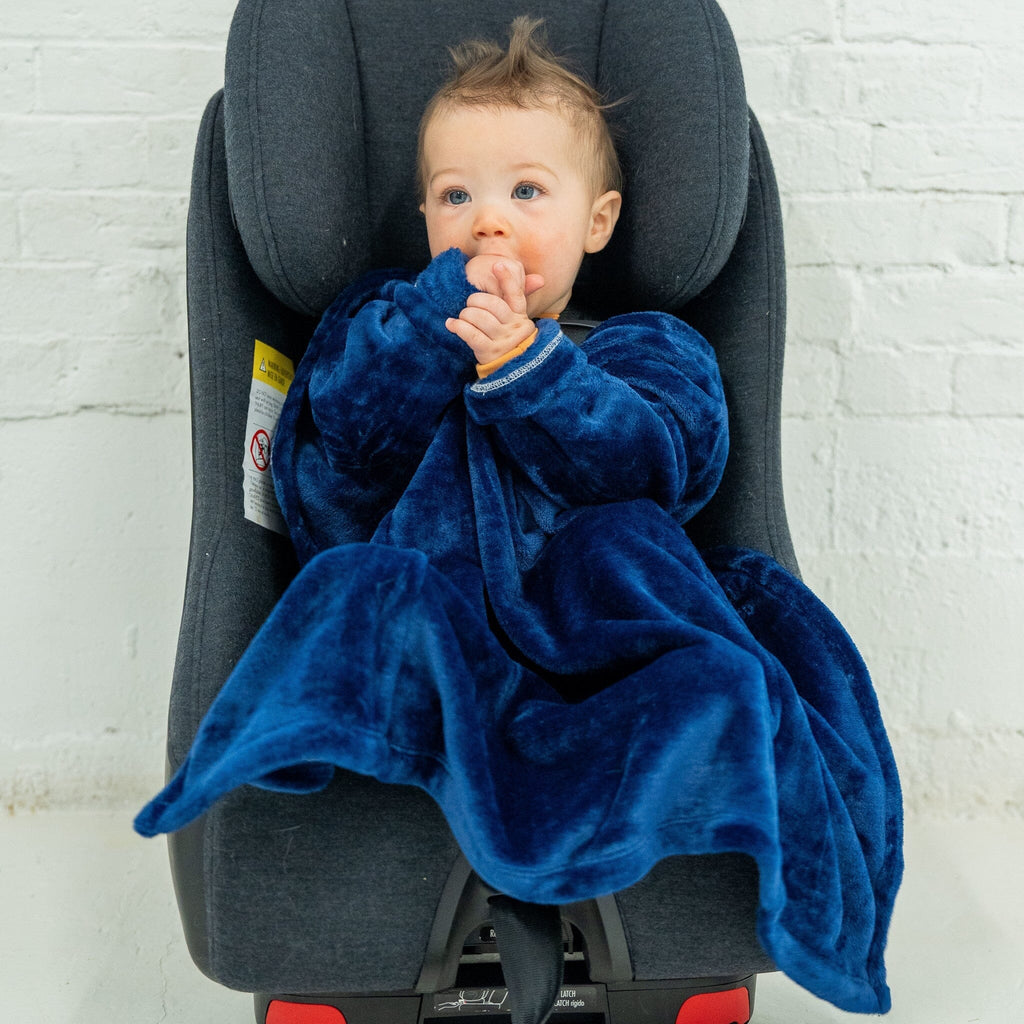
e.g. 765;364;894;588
420;104;619;318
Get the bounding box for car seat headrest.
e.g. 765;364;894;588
223;0;748;318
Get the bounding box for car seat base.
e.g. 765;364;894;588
257;974;755;1024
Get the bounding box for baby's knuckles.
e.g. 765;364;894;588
469;315;535;364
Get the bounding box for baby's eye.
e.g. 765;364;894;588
442;188;470;206
512;182;543;200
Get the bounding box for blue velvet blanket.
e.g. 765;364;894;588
137;249;902;1014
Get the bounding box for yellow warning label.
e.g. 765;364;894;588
243;339;295;534
252;339;295;396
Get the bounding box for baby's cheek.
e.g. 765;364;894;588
520;233;564;279
515;238;541;274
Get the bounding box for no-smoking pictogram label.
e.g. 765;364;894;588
250;429;271;471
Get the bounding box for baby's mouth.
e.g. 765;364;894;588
476;246;517;261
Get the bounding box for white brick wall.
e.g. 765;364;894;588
727;0;1024;819
0;0;236;810
1;0;1020;820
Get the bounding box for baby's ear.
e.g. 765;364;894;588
585;191;622;254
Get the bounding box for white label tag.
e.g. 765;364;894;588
241;339;295;535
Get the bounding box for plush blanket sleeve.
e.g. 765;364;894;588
136;249;902;1014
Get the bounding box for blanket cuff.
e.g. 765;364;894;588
411;247;476;321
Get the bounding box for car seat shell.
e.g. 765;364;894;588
166;0;795;1015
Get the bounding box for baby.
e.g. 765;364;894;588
417;15;622;371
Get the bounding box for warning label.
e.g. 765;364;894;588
242;339;295;534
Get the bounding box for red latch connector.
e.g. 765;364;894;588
266;1000;347;1024
675;986;751;1024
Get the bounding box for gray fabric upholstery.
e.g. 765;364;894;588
615;853;774;980
684;112;799;574
223;0;748;317
169;90;306;770
205;780;461;992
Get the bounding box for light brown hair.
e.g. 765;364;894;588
417;16;623;200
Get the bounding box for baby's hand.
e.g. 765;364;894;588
463;254;544;300
463;253;509;297
447;258;545;364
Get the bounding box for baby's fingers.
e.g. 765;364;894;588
492;260;529;315
464;290;515;322
458;305;500;329
444;309;504;359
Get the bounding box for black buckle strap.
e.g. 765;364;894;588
488;895;565;1024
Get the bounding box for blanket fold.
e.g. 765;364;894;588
137;250;902;1015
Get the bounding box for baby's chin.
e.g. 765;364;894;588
529;294;570;320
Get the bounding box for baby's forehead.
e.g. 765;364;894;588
422;100;600;175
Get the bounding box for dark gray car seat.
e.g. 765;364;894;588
165;1;797;1022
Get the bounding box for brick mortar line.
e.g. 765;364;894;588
0;406;187;422
1;38;228;49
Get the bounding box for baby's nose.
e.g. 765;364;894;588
472;206;510;239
